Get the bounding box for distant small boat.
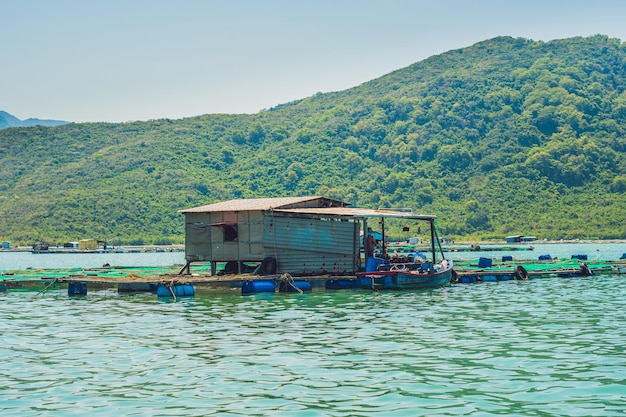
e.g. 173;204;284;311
31;243;50;253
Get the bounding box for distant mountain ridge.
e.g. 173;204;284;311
0;111;68;129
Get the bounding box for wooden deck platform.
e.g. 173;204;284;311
0;272;350;293
2;259;625;295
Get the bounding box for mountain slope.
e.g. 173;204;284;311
1;35;625;245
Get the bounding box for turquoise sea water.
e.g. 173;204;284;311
0;250;186;271
2;272;625;416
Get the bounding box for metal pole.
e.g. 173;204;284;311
430;219;436;263
381;217;386;258
363;219;369;258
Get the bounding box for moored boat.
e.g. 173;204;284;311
356;214;453;290
356;259;453;290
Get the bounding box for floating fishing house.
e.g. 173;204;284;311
180;196;443;277
505;235;538;243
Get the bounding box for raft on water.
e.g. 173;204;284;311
452;256;615;282
1;256;625;295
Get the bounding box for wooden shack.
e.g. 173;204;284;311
78;239;99;251
180;196;352;275
180;196;439;277
505;235;523;243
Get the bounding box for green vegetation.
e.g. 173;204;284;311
1;35;625;245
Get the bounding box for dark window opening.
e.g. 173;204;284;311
224;225;238;241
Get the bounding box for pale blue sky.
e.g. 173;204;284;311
2;0;625;123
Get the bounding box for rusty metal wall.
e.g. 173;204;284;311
263;214;359;275
236;210;265;259
185;210;266;262
184;212;213;261
185;210;361;273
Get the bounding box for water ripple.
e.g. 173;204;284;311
1;275;626;416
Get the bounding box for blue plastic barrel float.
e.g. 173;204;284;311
156;283;195;297
241;280;276;295
68;281;87;296
458;275;478;284
478;257;493;268
571;254;588;260
279;280;312;293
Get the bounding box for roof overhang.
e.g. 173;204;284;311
271;207;437;221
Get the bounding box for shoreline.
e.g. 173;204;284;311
0;244;185;253
2;240;625;254
454;239;626;245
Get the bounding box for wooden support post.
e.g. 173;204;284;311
177;260;192;275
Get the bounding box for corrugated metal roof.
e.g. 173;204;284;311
273;207;437;220
181;196;347;213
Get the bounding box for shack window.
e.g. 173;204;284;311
209;222;238;242
223;225;238;241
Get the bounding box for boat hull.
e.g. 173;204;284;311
356;262;453;290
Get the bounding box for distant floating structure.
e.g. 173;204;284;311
505;235;538;243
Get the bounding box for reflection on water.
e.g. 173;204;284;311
2;274;625;416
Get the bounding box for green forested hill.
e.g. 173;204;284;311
1;35;625;245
